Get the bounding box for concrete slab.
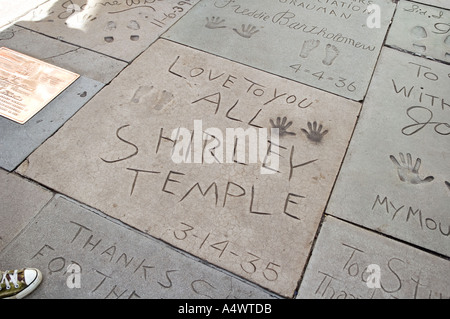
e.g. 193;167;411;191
297;216;450;299
0;195;275;299
0;25;127;84
411;0;450;10
0;169;53;251
386;1;450;63
162;0;396;100
0;0;48;30
0;76;103;171
16;0;200;62
326;47;450;257
16;39;361;297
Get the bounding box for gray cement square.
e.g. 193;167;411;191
326;47;450;257
0;25;128;84
0;0;48;29
411;0;450;10
297;216;450;299
16;39;361;297
163;0;396;100
386;1;450;64
0;76;103;171
0;169;53;251
16;0;200;62
0;195;276;299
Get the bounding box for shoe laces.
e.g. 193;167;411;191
0;270;20;290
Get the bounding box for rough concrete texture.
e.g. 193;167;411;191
0;195;276;299
0;0;448;300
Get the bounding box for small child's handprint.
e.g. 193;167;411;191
301;121;328;143
233;24;260;39
270;117;296;137
205;16;226;29
389;153;434;185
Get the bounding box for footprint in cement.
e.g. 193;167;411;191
103;21;117;43
105;21;117;31
322;44;339;66
104;36;114;43
445;35;450;46
300;39;320;59
104;21;116;42
127;20;140;41
445;181;450;191
131;86;173;110
411;25;427;38
444;35;450;60
410;25;427;53
132;85;153;104
154;90;174;110
127;20;140;30
104;20;140;43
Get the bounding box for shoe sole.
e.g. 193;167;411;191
5;268;43;299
